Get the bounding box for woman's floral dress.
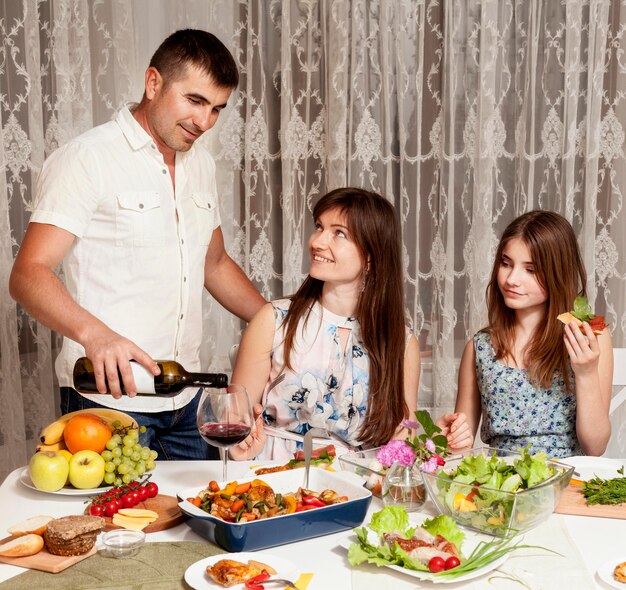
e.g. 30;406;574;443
259;299;408;461
474;331;583;458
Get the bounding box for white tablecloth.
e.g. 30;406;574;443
0;460;623;588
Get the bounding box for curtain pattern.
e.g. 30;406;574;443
2;0;626;481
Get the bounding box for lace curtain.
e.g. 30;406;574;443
2;0;626;482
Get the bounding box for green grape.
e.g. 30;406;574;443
131;451;141;462
105;438;117;451
122;474;132;484
111;420;122;429
122;435;133;447
118;463;130;475
104;461;116;473
113;457;122;466
114;477;122;486
146;459;156;471
128;470;138;481
112;434;122;445
122;446;133;457
139;425;147;433
140;448;150;460
101;450;113;461
112;447;122;458
133;444;142;453
103;472;116;484
136;464;146;476
149;450;158;460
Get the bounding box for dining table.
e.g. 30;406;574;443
0;457;624;589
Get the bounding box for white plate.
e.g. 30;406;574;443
343;513;509;585
184;552;300;589
19;467;112;496
597;556;626;589
560;456;626;482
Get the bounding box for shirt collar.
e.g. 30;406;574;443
115;105;155;151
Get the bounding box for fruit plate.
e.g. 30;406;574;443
342;512;509;585
19;468;112;496
177;468;372;552
185;552;300;589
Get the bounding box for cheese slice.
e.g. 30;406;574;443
117;508;159;519
112;514;157;530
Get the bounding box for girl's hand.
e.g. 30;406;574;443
229;403;266;460
564;320;601;377
436;412;474;451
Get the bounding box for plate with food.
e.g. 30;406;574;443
598;556;626;589
184;552;300;589
346;505;558;584
251;444;337;475
19;468;112;496
559;456;625;482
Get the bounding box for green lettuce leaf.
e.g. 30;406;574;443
422;514;465;549
369;505;410;535
571;295;595;322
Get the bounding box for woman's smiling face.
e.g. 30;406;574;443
308;207;365;289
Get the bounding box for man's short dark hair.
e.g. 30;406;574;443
149;29;239;89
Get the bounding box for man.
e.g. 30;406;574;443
9;30;266;460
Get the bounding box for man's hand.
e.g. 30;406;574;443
82;327;159;399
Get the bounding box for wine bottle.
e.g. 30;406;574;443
73;357;228;397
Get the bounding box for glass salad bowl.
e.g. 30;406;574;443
338;447;386;497
421;446;574;537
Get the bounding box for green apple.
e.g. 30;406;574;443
68;449;105;489
29;451;70;492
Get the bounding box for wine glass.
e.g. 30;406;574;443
197;384;253;482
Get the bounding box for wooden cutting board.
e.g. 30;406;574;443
0;539;96;573
85;494;186;532
555;482;626;519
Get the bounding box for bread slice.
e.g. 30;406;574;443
7;515;54;537
0;534;44;557
557;312;605;335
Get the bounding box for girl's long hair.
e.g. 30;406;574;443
281;187;408;447
486;210;587;391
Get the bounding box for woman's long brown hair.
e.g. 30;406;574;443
281;188;408;447
486;210;587;391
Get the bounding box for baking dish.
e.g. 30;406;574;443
177;468;371;551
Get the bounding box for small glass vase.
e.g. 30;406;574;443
382;461;426;512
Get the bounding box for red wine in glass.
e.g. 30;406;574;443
199;422;251;447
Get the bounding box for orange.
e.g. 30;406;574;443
63;413;112;454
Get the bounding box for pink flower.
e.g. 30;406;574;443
421;457;439;473
433;453;446;466
425;438;435;453
376;440;416;467
401;419;419;430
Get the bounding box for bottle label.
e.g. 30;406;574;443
130;362;156;394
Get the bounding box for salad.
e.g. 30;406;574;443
348;505;556;581
423;446;572;536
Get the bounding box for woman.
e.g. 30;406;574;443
231;188;471;461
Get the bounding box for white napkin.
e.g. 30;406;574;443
350;515;595;589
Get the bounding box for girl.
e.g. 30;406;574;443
455;210;613;457
231;187;471;461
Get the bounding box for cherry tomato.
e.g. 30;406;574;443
130;490;141;506
122;493;135;509
113;498;123;511
146;482;159;498
444;556;460;570
104;500;118;517
428;556;445;573
89;503;104;517
138;486;149;502
128;481;141;488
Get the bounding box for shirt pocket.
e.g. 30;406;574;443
190;191;218;246
115;191;165;247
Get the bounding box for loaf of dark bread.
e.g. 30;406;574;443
43;515;105;556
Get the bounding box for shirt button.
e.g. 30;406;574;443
180;314;184;320
151;144;156;149
181;239;184;245
183;276;187;282
162;169;167;174
138;203;144;209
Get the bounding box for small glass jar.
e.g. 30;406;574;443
382;461;426;512
101;529;145;559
